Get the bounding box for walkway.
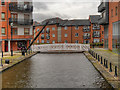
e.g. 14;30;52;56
91;48;119;66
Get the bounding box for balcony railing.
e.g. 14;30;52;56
83;28;90;32
98;2;106;12
92;26;101;30
9;3;33;13
98;17;109;25
93;34;101;38
9;18;33;26
46;36;50;39
83;36;91;39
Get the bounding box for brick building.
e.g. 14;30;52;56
98;0;120;53
0;0;33;52
34;16;104;45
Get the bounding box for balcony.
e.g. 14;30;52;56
98;2;106;12
93;34;101;38
9;3;33;13
92;26;100;30
83;28;90;32
83;36;91;39
46;36;50;39
9;18;33;26
98;17;109;25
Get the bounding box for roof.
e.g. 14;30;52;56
89;15;101;24
40;17;63;25
36;17;91;26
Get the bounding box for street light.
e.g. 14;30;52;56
11;22;13;56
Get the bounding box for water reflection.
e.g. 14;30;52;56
2;53;111;88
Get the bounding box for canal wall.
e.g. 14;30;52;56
83;51;119;88
0;52;37;73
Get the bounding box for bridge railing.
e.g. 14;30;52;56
31;44;90;52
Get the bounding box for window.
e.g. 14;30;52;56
52;34;55;37
102;31;104;34
64;34;68;37
47;40;49;44
75;33;78;37
84;40;90;44
52;41;55;44
115;7;117;16
94;39;100;43
75;26;79;30
24;28;29;35
46;28;50;33
111;9;113;17
1;12;5;20
37;29;39;32
65;40;67;43
41;29;44;33
52;27;55;30
37;40;39;43
64;26;67;30
13;28;17;35
41;34;44;39
1;27;5;35
75;40;79;43
41;40;44;43
1;0;5;5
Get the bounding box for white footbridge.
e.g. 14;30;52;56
31;44;90;53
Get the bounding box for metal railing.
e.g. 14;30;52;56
83;36;91;39
32;44;90;52
9;3;33;13
9;18;33;26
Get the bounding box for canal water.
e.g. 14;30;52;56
2;53;111;88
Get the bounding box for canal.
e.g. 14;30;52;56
2;53;111;88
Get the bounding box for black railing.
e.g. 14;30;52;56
83;36;90;39
9;3;33;13
9;18;33;26
93;34;101;38
98;2;105;12
83;28;90;32
92;26;100;30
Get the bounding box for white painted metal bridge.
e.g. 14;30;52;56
32;44;90;52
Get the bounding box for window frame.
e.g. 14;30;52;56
1;12;5;20
24;28;30;35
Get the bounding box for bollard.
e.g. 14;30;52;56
106;60;108;68
114;66;117;77
5;59;10;64
109;62;112;72
96;53;97;59
104;59;106;67
98;55;100;61
2;51;3;57
101;56;103;64
0;58;3;66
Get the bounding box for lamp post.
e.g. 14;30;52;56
11;22;13;56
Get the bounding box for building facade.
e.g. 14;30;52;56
34;16;104;45
98;0;120;53
0;0;33;52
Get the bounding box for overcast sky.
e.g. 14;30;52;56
33;0;101;22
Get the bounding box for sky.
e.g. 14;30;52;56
33;0;101;22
